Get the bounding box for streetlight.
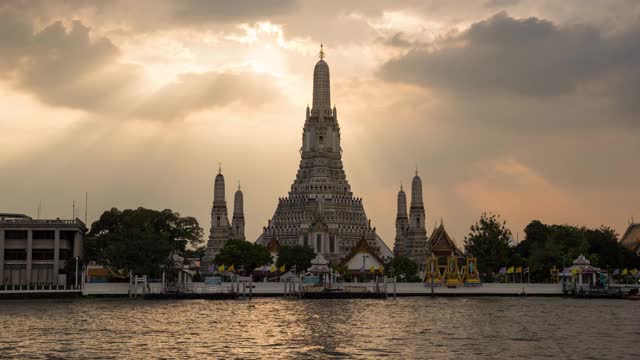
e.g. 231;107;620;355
75;256;79;289
362;255;369;282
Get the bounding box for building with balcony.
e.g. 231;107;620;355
0;213;87;285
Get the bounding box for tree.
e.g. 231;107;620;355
214;240;272;274
464;212;513;280
86;207;203;276
518;221;640;282
277;245;316;272
386;256;419;282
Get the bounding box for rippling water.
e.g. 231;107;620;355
0;297;637;359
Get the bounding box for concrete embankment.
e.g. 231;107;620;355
79;282;563;298
0;290;81;299
0;283;564;299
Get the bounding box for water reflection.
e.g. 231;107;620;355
0;297;637;359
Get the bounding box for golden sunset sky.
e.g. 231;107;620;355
1;0;639;248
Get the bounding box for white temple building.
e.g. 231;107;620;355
256;45;393;263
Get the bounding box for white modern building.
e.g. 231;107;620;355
0;213;86;285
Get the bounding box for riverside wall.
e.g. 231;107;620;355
80;282;563;297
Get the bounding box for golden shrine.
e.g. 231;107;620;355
424;256;442;286
462;257;481;286
443;255;462;288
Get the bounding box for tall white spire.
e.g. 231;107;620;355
233;184;244;216
232;181;245;241
397;185;407;217
312;44;331;115
214;170;226;204
411;169;423;206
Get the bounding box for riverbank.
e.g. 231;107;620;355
83;282;563;298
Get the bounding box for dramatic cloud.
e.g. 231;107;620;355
0;10;277;120
134;72;275;121
3;0;299;32
0;12;138;113
380;12;640;109
170;0;298;24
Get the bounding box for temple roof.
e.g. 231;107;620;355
341;235;384;265
620;223;640;253
429;222;464;257
266;237;281;253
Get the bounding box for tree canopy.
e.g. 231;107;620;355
214;239;272;273
385;256;420;282
461;212;640;282
85;207;203;275
464;212;512;280
516;220;640;282
276;245;316;272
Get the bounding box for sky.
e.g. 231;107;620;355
1;0;639;249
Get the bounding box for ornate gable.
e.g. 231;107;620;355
341;235;384;266
266;238;281;254
429;222;464;257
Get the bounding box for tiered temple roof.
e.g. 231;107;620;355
429;221;464;257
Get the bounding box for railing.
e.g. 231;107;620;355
0;219;85;226
0;283;81;292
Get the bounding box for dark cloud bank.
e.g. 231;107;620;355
380;12;640;120
0;8;276;121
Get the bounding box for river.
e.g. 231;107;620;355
0;297;637;359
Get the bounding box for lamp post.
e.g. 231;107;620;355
74;256;79;289
362;255;369;282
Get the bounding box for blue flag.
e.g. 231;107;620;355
612;268;619;276
498;266;506;274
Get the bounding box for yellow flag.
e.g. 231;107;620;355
506;266;514;274
218;264;225;272
227;264;235;272
378;265;384;273
516;266;522;273
279;265;286;273
622;268;628;275
269;264;276;273
370;266;375;273
630;268;638;275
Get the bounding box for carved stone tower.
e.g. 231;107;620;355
393;171;430;267
205;166;232;261
231;184;245;241
256;45;393;263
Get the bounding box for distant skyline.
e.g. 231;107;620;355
1;0;639;248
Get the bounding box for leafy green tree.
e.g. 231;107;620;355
518;221;640;282
385;256;419;282
86;207;203;275
214;239;272;274
276;245;316;272
464;212;513;280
